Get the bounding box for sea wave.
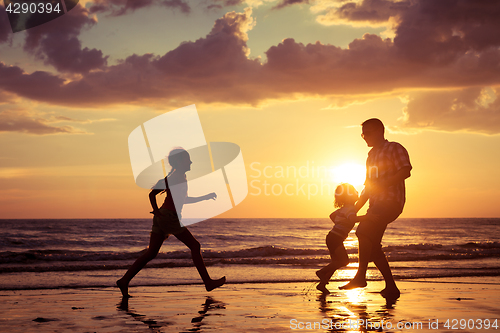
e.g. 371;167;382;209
0;242;499;273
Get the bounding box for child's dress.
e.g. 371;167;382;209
329;206;357;239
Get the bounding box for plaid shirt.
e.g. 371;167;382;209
365;140;412;210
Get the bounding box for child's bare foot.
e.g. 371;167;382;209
205;276;226;292
316;283;330;294
338;279;367;290
116;279;131;298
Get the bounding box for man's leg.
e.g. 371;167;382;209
372;246;400;297
339;234;370;289
339;209;390;290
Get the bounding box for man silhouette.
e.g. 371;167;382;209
340;118;412;298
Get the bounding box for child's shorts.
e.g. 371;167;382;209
151;209;186;239
326;231;345;256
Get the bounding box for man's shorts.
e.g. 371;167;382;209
355;202;402;245
151;208;186;239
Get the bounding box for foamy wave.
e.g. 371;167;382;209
0;242;499;273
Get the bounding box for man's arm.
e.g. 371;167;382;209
381;166;411;187
355;190;369;213
369;165;411;195
350;213;379;223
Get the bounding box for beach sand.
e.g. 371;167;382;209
0;277;498;332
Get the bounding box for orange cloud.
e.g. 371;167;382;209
0;108;88;135
400;87;500;135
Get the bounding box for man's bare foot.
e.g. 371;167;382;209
338;279;367;290
380;287;400;299
316;270;327;282
316;283;330;294
116;279;131;298
205;276;226;292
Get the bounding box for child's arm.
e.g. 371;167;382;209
149;189;163;216
185;192;217;204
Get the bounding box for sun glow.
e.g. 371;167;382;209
330;163;366;186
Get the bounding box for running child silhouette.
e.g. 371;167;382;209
117;148;226;298
316;183;358;294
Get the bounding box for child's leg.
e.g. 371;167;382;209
117;232;164;297
317;233;347;278
316;233;347;293
175;228;225;292
318;244;349;280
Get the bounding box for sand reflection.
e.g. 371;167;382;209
317;288;397;332
117;295;226;332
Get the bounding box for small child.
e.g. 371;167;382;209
316;183;359;294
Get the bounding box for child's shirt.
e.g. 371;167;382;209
329;205;357;239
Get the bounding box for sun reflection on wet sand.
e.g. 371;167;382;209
345;288;365;305
316;282;399;333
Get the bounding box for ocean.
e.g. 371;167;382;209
0;218;499;290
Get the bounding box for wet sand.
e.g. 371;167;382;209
0;277;498;332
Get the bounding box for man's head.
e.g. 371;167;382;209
361;118;385;147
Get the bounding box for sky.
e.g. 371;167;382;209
0;0;499;219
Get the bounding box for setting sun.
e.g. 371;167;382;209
330;163;366;186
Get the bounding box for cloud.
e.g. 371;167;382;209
393;0;500;64
89;0;191;16
23;4;107;73
0;8;265;107
0;2;499;137
0;63;67;103
273;0;310;10
40;114;117;124
400;87;500;135
0;4;10;44
204;0;246;11
162;0;191;13
316;0;500;62
0;108;88;135
0;90;16;104
317;0;408;26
